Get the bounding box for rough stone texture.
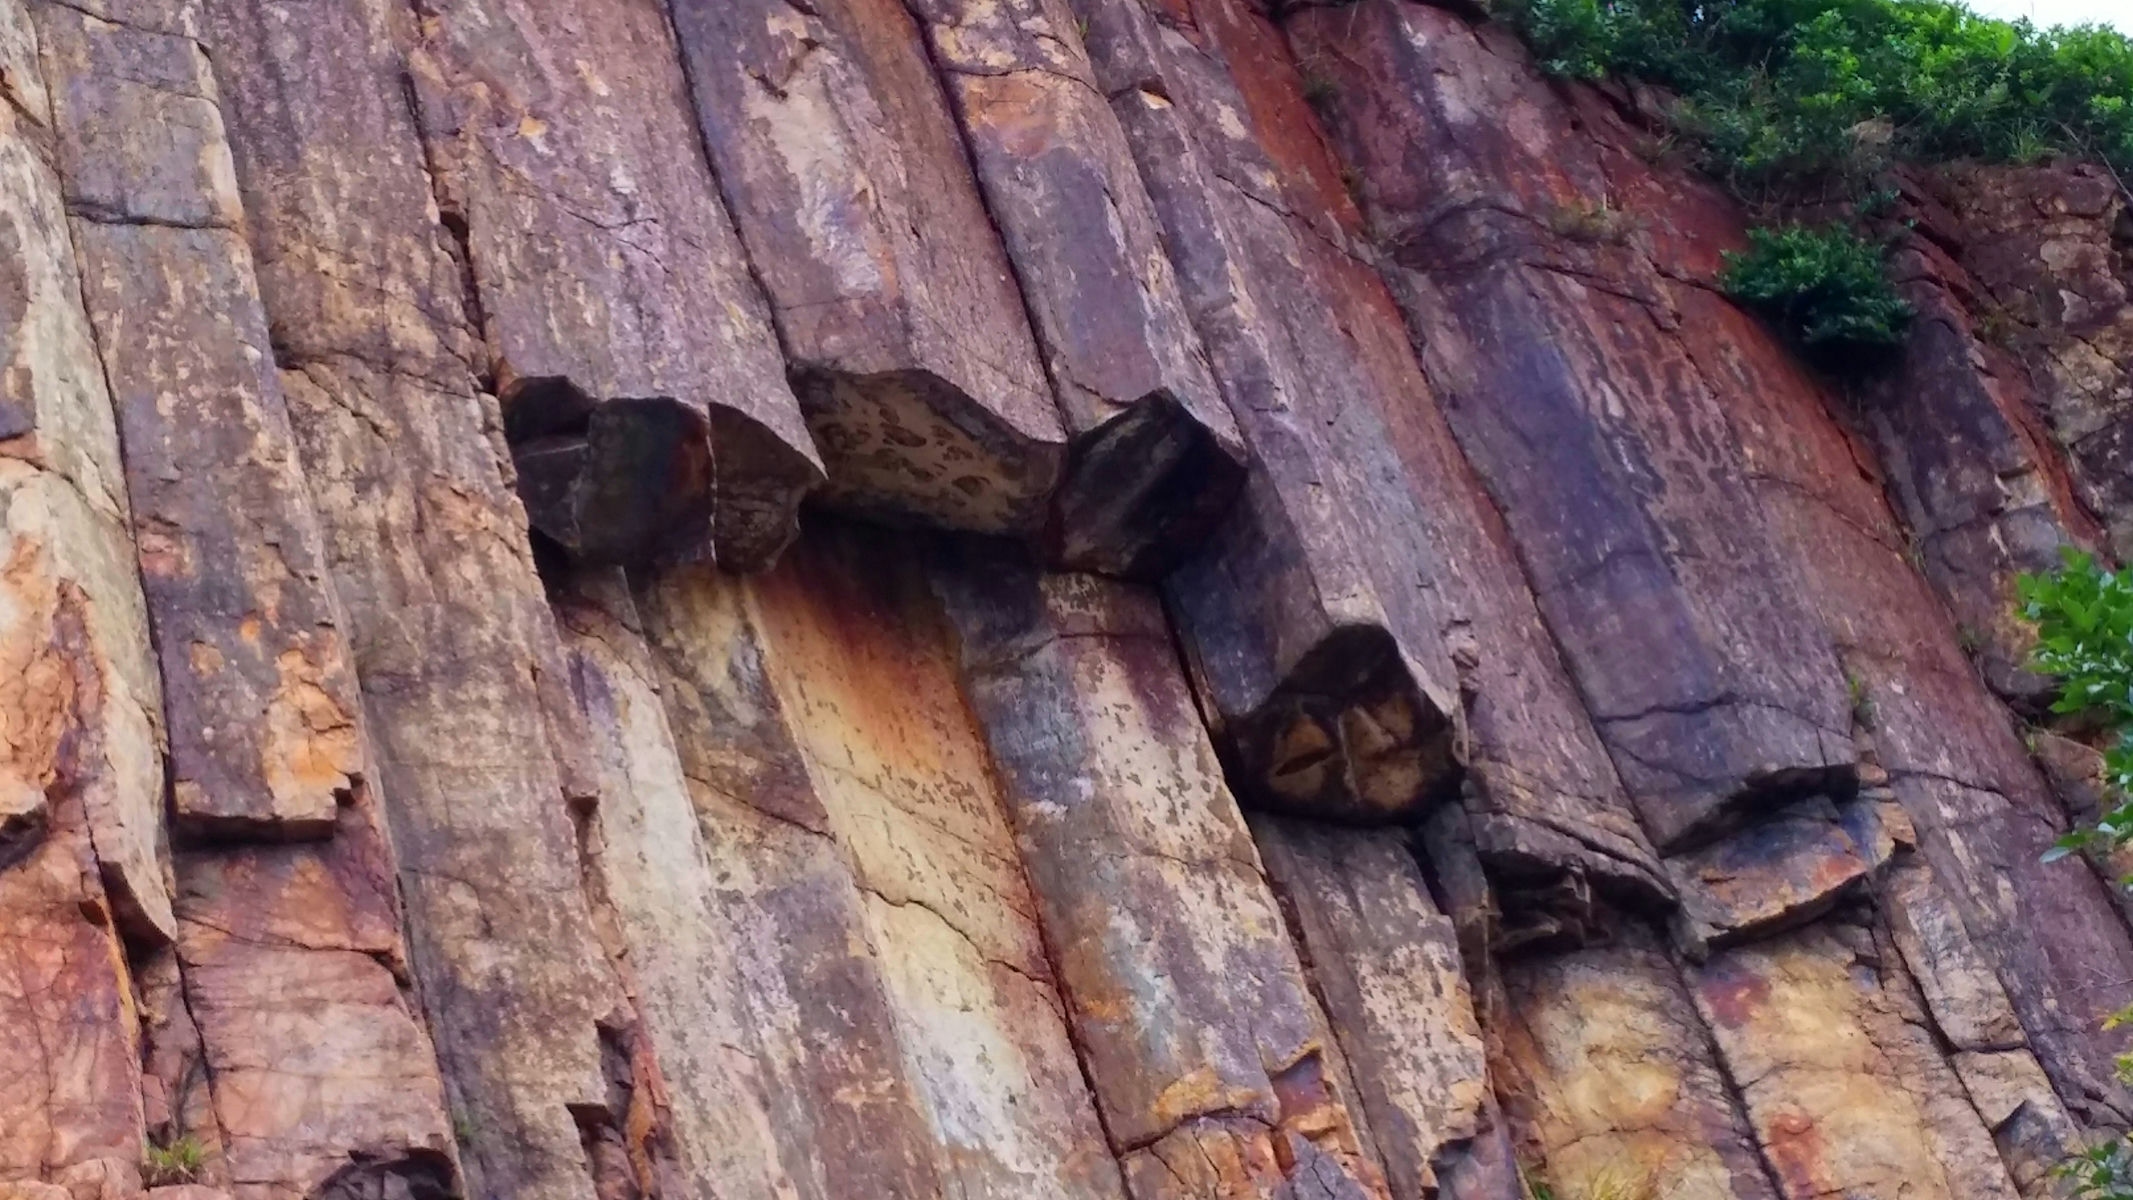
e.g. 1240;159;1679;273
1494;931;1779;1200
667;0;1068;539
556;568;798;1200
191;4;640;1197
35;2;362;838
1251;817;1517;1200
901;0;1249;579
1860;201;2100;705
0;0;168;950
169;800;455;1200
1667;792;1908;956
747;525;1123;1200
1925;164;2133;563
1294;0;1860;853
633;562;949;1200
930;552;1385;1198
402;0;824;570
1690;911;2023;1200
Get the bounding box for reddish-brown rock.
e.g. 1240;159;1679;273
667;0;1068;539
403;0;824;570
1293;0;1859;852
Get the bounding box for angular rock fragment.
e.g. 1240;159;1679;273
901;0;1249;578
36;3;361;838
668;0;1068;539
403;0;824;570
1667;791;1908;956
929;551;1385;1198
1292;0;1859;851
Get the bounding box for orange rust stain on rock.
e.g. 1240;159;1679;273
1695;960;1771;1030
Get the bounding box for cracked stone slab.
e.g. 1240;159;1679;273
901;0;1248;579
668;0;1069;540
402;0;824;570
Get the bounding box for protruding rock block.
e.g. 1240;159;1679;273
404;0;824;570
1291;0;1860;851
38;3;362;838
1494;932;1779;1200
1690;916;2025;1200
668;0;1068;538
900;0;1249;578
1251;817;1520;1200
929;553;1387;1198
1667;792;1907;956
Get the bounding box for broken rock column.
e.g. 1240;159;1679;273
669;0;1069;539
901;0;1249;578
930;551;1387;1199
404;0;824;570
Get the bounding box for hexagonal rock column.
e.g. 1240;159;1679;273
193;2;653;1196
668;0;1069;540
401;0;824;571
35;2;361;840
1291;0;1860;853
927;548;1388;1200
896;0;1250;579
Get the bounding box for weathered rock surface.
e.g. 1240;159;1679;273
902;0;1249;578
404;0;823;570
5;0;2133;1196
668;0;1067;540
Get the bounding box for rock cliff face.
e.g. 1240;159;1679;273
2;1;2130;1198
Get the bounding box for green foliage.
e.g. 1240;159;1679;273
1492;0;2133;199
2057;1136;2133;1200
142;1136;205;1187
1719;223;1912;355
2017;548;2133;859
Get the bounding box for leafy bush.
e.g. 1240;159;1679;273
1493;0;2133;199
1720;223;1913;354
2059;1138;2133;1200
2018;548;2133;858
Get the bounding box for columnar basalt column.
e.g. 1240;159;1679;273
401;0;825;570
1290;0;1860;853
897;0;1251;579
668;0;1069;541
192;2;654;1195
928;549;1389;1199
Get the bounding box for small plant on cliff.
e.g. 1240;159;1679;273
2059;1138;2133;1200
142;1135;205;1187
1719;223;1912;358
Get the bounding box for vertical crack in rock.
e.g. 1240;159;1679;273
665;0;1072;542
397;0;824;573
898;0;1250;578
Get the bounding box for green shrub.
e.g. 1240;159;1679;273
1719;223;1912;355
1493;0;2133;198
143;1136;205;1187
